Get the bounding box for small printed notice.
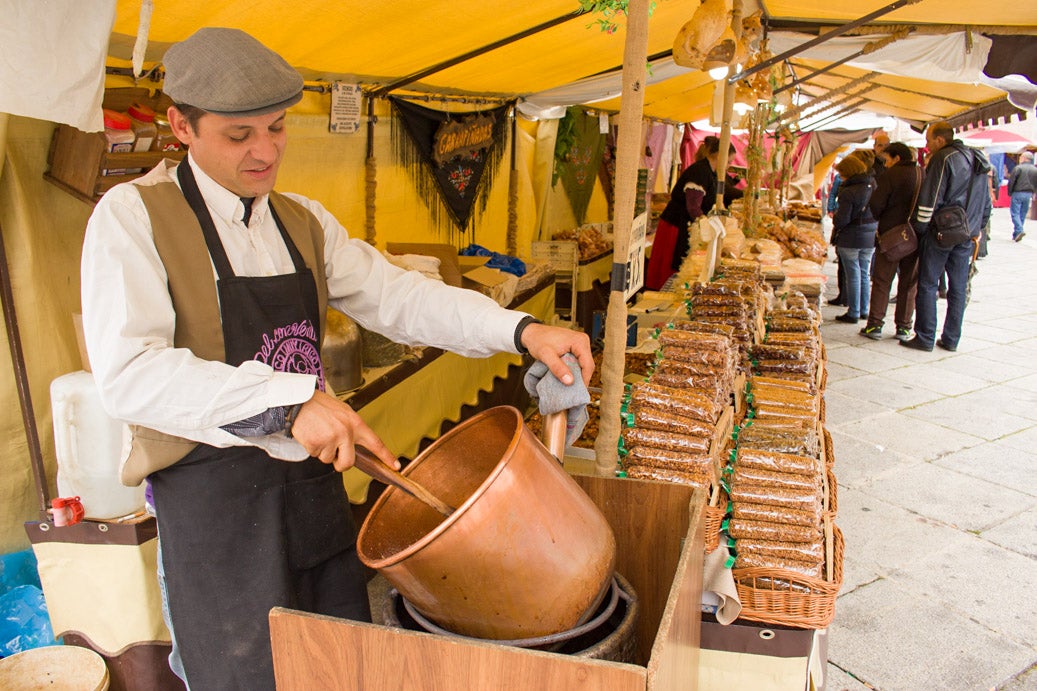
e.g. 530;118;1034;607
624;212;647;300
329;82;363;134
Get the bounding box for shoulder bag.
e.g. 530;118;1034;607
932;152;976;249
877;167;921;262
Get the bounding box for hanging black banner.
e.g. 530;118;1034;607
390;97;510;236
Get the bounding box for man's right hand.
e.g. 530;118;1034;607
288;390;399;473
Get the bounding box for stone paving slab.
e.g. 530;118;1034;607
883;361;991;397
900;391;1035;441
889;531;1037;651
944;383;1037;422
964;322;1032;345
823;345;918;376
824;360;868;384
829;579;1037;691
1006;372;1037;393
825;372;945;410
999;663;1037;691
826;429;920;490
965;344;1037;371
982;506;1037;560
934;440;1037;498
925;352;1036;385
824;663;873;691
864;461;1033;532
973;315;1037;336
835;486;971;583
995;424;1037;454
834;410;983;461
821;389;892;427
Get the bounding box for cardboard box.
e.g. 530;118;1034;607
385;243;463;287
457;255;491;271
270;477;706;690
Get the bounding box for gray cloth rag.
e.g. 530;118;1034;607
523;353;591;447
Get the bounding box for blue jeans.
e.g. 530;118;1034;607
835;246;874;318
915;234;972;348
1010;191;1032;237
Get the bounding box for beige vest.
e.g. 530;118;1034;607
121;168;328;486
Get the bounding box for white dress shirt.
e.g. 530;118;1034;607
81;156;526;460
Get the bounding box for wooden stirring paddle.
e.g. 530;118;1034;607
353;446;455;517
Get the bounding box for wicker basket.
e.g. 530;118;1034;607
823;428;835;468
703;483;727;553
732;522;844;629
825;467;838;518
819;395;826;424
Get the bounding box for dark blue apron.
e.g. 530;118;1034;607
150;164;370;690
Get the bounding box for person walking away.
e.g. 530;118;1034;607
830;154;878;323
79;27;593;690
860;142;921;341
901;121;992;352
646;137;737;289
1007;151;1037;241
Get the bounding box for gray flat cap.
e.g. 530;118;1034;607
162;28;303;116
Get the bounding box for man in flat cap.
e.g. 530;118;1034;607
80;27;592;689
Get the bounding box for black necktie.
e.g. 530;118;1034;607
240;197;255;226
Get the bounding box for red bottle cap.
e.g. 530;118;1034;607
128;102;156;122
103;109;132;130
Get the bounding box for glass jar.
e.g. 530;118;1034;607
101;109;134;176
151;113;182;153
126;103;157;153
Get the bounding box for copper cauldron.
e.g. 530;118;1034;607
356;406;616;640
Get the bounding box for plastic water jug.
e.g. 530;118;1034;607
50;371;144;519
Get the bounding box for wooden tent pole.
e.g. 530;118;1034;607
364;97;377;245
714;0;744;215
593;0;649;477
0;218;49;520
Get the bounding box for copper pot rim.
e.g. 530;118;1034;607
356;405;526;569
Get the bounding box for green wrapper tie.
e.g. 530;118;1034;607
728;448;737;463
721;517;730;531
724;554;736;569
616;470;627;478
720;477;730;493
624;411;635;426
726;500;733;513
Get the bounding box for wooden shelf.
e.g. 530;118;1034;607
43;88;186;205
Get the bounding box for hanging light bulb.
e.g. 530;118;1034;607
707;65;730;80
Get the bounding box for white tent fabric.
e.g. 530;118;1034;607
0;0;116;132
519;56;695;120
767;31;993;85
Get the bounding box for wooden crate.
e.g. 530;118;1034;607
43;88;186;204
270;477;706;690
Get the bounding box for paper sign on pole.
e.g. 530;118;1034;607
330;82;363;134
624;212;647;300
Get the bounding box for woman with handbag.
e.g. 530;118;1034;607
860;142;922;341
830;155;879;324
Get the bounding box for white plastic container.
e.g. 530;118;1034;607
50;370;144;519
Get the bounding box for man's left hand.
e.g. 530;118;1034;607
520;323;594;387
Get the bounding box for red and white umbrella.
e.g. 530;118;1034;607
959;126;1035;154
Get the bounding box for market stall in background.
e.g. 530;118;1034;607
0;0;1034;688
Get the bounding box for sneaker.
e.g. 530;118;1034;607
829;296;847;306
859;325;882;340
835;313;859;324
1015;232;1026;242
895;327;911;341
